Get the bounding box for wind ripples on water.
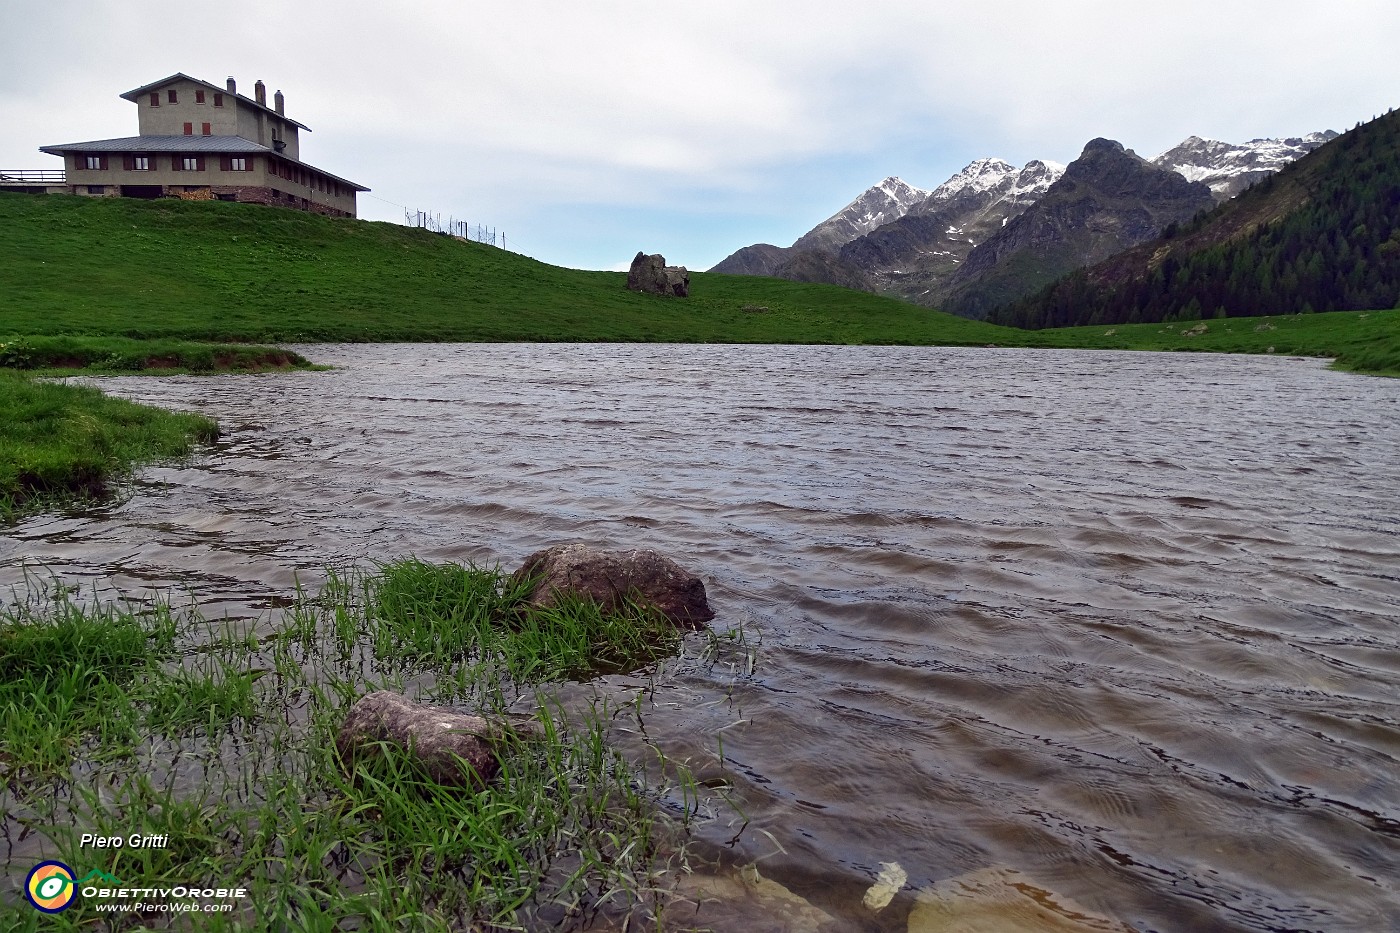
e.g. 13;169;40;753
3;343;1398;931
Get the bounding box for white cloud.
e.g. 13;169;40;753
4;0;1397;268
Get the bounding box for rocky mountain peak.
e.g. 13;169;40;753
787;175;931;254
1079;137;1133;158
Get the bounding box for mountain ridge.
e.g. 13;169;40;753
991;111;1400;328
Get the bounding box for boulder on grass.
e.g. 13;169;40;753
627;251;690;297
336;691;539;788
510;543;714;629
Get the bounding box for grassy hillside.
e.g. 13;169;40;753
0;193;1006;346
1;192;1395;374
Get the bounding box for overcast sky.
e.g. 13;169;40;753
3;1;1396;271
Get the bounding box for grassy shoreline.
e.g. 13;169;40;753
0;370;218;519
0;335;316;375
1;561;745;929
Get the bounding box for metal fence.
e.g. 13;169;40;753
405;209;506;249
0;169;66;184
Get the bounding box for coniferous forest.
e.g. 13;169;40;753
991;110;1400;329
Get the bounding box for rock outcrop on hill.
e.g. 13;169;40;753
627;252;690;297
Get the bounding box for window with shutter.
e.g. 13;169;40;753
150;92;160;107
195;90;205;104
168;89;178;104
184;123;193;136
134;156;150;171
202;123;211;136
172;156;182;172
213;93;223;107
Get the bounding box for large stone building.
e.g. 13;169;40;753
35;73;368;217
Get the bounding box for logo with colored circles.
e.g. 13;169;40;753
25;861;77;913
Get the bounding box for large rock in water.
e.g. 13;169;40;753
336;691;538;788
510;543;714;628
627;251;690;297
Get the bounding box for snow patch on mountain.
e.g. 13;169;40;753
791;175;932;252
1151;132;1337;200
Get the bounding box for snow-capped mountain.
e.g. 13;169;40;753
1151;132;1338;200
708;127;1335;306
913;156;1065;210
835;157;1066;303
790;176;932;253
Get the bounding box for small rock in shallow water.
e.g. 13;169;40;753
863;860;907;911
907;866;1136;932
336;691;539;788
510;543;714;628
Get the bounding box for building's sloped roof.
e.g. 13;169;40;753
39;136;370;191
121;73;312;132
41;135;273;154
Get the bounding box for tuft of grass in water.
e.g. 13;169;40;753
0;559;727;929
0;584;176;785
0;334;315;375
366;558;683;682
0;369;219;520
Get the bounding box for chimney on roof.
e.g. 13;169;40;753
274;89;284;115
254;80;266;106
226;76;236;94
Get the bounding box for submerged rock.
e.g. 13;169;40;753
335;691;538;788
627;251;690;297
510;543;714;628
908;866;1136;932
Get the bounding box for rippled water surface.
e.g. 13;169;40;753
5;344;1399;931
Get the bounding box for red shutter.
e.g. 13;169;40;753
219;155;230;171
168;89;177;103
197;157;205;171
172;156;182;172
195;90;205;104
202;123;211;136
150;92;159;107
214;93;223;107
123;155;133;171
100;155;109;170
183;123;193;136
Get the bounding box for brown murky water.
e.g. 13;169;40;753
4;344;1398;931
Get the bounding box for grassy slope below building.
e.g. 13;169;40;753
1;192;1395;373
0;193;1003;346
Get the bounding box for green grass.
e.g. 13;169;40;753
2;192;1394;373
0;334;314;374
1018;308;1400;375
0;560;749;929
0;370;218;518
0;192;1009;346
366;558;683;683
